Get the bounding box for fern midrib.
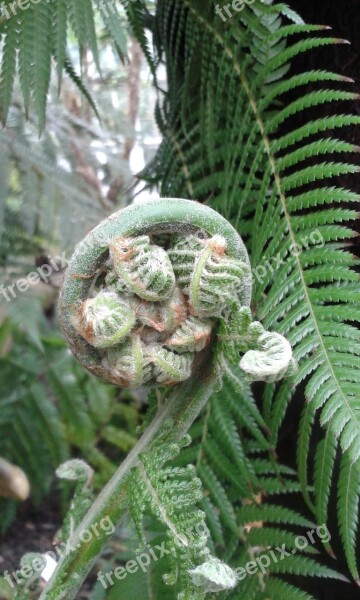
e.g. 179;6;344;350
195;401;211;470
271;163;359;427
138;461;189;547
342;460;355;565
186;2;359;441
315;428;334;518
167;127;194;198
145;564;154;600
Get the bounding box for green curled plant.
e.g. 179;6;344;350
59;199;295;391
43;199;296;600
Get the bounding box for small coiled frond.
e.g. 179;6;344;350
103;336;153;388
131;287;188;333
168;234;249;317
165;316;213;354
167;234;205;288
109;235;176;302
147;344;193;384
189;558;238;593
70;291;135;349
239;325;298;383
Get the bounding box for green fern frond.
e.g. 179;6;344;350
124;0;157;77
53;0;67;87
126;433;214;599
198;462;239;536
254;578;315;600
138;0;360;583
96;0;127;59
0;13;17;123
33;1;52;131
269;555;344;579
337;455;360;584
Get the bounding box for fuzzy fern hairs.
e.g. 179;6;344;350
49;199;296;600
59;198;296;388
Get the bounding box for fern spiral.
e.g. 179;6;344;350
109;235;176;301
59;199;295;391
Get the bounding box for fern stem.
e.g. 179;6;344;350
40;366;218;600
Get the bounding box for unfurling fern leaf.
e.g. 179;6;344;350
164;316;213;353
168;234;248;317
103;335;153;388
147;344;194;384
71;291;136;348
109;236;176;301
239;327;297;383
126;433;238;599
130;287;188;333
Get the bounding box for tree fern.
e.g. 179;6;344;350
135;0;360;587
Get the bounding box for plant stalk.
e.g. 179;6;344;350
40;360;218;600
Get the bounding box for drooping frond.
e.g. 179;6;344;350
0;0;127;128
0;102;132;260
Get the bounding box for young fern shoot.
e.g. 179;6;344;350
39;198;296;600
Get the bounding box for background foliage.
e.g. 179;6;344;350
0;1;359;599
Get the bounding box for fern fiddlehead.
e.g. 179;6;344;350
59;198;253;388
40;198;296;600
